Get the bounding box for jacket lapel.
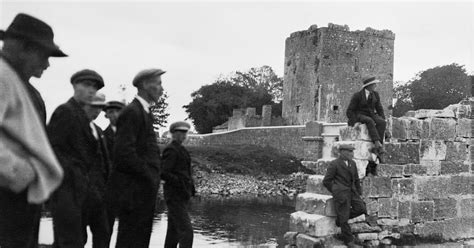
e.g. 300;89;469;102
68;98;96;145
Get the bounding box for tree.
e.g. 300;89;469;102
184;66;283;134
392;81;413;117
150;92;170;133
409;63;470;110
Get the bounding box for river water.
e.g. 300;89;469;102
39;195;295;247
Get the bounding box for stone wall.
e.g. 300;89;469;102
213;105;286;132
287;107;473;246
283;23;394;125
186;125;306;158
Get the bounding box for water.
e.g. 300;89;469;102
39;195;295;247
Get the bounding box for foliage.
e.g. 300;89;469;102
150;92;170;132
184;66;283;134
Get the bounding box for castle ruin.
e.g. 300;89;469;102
283;23;395;125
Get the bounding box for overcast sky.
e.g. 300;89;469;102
1;1;473;132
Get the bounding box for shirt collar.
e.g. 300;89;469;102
135;95;151;113
365;89;371;98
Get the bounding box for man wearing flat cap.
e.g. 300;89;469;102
103;100;125;162
323;144;366;247
0;13;65;247
346;76;387;155
162;121;195;248
106;68;165;247
47;69;109;247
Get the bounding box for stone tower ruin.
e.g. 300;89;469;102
282;23;395;125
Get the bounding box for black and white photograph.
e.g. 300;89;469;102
0;0;473;247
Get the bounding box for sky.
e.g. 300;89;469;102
1;0;473;133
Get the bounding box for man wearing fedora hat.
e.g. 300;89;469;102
323;144;366;247
47;69;109;247
346;76;387;154
162;121;195;248
0;13;66;247
106;68;164;247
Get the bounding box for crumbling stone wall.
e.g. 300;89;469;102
283;23;394;125
213;105;287;132
286;105;473;247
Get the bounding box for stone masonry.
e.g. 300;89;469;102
282;23;394;125
286;103;473;247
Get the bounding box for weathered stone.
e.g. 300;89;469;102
306;175;331;195
353;159;369;179
295;234;345;248
391;117;408;140
380;238;393;245
305;121;323;136
354;141;375;160
434;198;457;220
415;176;450;200
449;175;474;195
302;160;329;175
367;177;392;198
378;164;404;178
365;240;381;246
428;118;457;141
445;102;473;119
407;117;428;140
456;118;472;138
420;160;441;176
398;201;411;219
348;214;366;224
414;217;474;240
289;211;340;237
378;198;398;218
378;230;401;240
420;140;447;161
350;222;382;233
365;199;379;216
377;218;399;226
283;231;298;245
445;141;469;164
459;198;474;218
392;178;415;197
356;233;379;241
339;125;372;142
403;164;428;176
384;142;420;164
295;193;336;216
440;161;470;175
303;137;323;161
413;109;455;119
411;201;434;223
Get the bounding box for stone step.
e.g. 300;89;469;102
289;211;341;237
295;192;336;217
306;175;331;195
301;160;330;175
339;124;372;142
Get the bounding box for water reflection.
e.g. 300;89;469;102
40;195;295;247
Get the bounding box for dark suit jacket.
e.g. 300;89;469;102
89;124;112;196
323;158;362;197
47;98;99;201
162;140;195;201
346;89;385;126
103;125;115;162
108;98;160;209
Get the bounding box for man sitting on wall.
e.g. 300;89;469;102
346;76;386;155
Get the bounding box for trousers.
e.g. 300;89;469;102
164;197;193;248
334;190;367;243
357;114;386;143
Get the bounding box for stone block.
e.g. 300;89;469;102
380;238;393;245
415;176;450;200
365;199;379;215
413;109;455;119
403;164;428;176
407;117;428;140
433;198;457;220
378;230;401;240
348;214;366;224
414;217;474;240
354;141;375;160
377;218;399;226
459;198;474;218
356;233;379;241
302;160;329;175
398;201;411;219
449;175;474;195
456;118;472;138
303;137;323;161
306;175;331;195
411;201;434;223
392;178;415;197
295;234;345;248
378;164;404;178
378;198;398;218
354;159;369;179
289;211;340;237
295;193;336;216
367;177;392;198
420;160;441;175
440;161;470;175
384;142;420;164
305;121;323;136
445;141;469;164
350;222;382;233
391;117;408;140
283;231;298;246
428;118;457;141
420;140;447;161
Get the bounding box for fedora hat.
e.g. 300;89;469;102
361;76;381;89
0;13;67;57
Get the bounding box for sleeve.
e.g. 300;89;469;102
375;92;385;119
346;93;358;126
113;108;151;179
322;162;336;193
161;147;180;184
354;163;363;196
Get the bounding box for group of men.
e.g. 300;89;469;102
0;13;195;248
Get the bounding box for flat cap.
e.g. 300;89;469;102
104;100;125;110
132;68;166;87
89;92;106;107
338;144;355;151
170;121;191;133
70;69;104;89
